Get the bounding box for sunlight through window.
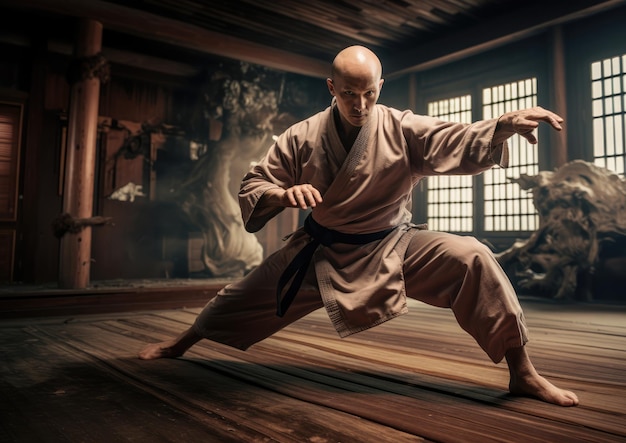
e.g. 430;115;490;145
591;54;626;175
483;79;539;232
426;95;473;232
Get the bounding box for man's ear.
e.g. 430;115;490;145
326;78;336;96
379;78;385;90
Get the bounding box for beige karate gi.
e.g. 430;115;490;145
193;100;529;363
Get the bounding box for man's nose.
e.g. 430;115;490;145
354;96;366;111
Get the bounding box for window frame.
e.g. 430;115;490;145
411;37;551;246
565;9;626;165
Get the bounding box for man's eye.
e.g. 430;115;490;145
344;91;353;96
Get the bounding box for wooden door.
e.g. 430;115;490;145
0;101;23;282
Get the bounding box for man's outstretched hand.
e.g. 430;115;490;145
497;106;564;144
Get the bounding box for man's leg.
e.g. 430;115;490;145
139;242;323;359
402;229;578;406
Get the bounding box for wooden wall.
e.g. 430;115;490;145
1;43;325;284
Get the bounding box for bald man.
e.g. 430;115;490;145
139;45;578;407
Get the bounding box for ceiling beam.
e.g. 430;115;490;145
5;0;331;78
44;40;201;78
4;0;624;80
385;0;626;78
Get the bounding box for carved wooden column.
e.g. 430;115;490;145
59;19;107;288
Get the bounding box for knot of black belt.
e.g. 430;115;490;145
276;214;395;317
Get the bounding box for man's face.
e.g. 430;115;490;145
327;71;384;129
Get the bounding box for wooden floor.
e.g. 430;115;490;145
0;279;231;319
1;298;624;443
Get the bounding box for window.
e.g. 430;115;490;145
424;79;539;234
482;79;539;232
426;95;474;232
591;54;626;175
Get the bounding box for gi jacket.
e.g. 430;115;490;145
239;99;508;337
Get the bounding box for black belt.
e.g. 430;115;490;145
276;214;395;317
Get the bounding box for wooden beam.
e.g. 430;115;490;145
549;26;568;169
385;0;626;78
8;0;330;78
46;40;200;78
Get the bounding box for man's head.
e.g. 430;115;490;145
327;45;384;129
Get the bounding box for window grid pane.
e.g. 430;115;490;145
482;79;539;232
591;55;626;175
426;95;473;232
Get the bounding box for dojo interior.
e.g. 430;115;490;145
1;1;625;441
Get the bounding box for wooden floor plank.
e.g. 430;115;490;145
20;321;428;443
0;299;624;442
0;328;255;442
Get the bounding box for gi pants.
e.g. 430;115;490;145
192;229;528;363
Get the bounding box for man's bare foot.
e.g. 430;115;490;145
505;345;579;407
138;327;202;360
509;372;579;406
138;340;186;360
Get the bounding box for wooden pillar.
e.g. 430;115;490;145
408;72;418;111
550;26;568;168
59;19;105;289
